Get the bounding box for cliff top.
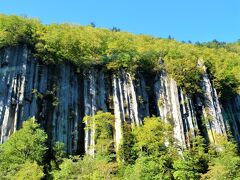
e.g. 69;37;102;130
0;14;239;96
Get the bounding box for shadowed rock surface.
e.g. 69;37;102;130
0;46;239;154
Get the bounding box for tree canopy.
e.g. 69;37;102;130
0;118;47;179
0;14;239;96
0;114;240;179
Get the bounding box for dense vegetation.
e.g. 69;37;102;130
0;14;239;97
1;114;240;179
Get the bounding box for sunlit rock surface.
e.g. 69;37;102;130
0;46;239;153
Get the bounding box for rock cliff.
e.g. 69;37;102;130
0;46;239;154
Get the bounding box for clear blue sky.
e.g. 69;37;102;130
1;0;240;42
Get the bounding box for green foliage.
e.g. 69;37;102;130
11;161;44;180
0;14;239;95
133;116;173;157
203;136;240;179
1;118;48;164
83;111;115;157
163;44;203;94
122;156;174;180
118;123;137;165
35;24;109;66
173;135;209;180
52;155;117;180
118;117;178;180
1;14;240;178
53;111;116;179
1;114;240;179
0;117;48;179
52;141;67;166
0;14;41;48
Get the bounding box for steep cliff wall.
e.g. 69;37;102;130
0;46;239;154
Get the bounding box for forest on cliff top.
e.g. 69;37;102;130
0;14;239;97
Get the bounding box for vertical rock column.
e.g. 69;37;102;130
113;75;124;150
200;64;227;143
178;89;198;146
154;73;186;149
169;79;186;149
112;72;141;150
21;58;41;120
135;74;149;120
127;74;140;126
84;69;97;155
84;69;108;155
51;63;83;154
221;95;240;143
0;46;28;143
154;72;198;149
154;73;172;121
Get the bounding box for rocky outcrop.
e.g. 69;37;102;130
222;95;240;143
83;69;108;155
0;46;239;154
0;46;85;154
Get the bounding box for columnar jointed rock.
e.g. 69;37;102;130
84;69;108;155
222;95;240;143
112;72;143;149
0;46;28;143
154;73;185;149
154;73;198;149
200;63;227;143
0;46;238;154
0;46;86;154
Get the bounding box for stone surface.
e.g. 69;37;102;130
0;46;239;153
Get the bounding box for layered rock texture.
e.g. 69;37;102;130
0;46;239;154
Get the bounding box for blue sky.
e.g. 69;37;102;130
1;0;239;42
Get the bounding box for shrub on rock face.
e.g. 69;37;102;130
84;111;115;157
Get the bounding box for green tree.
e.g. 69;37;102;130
53;141;67;164
83;111;115;157
0;118;48;179
119;116;177;180
50;141;67;173
118;122;137;165
52;112;117;179
122;155;174;180
203;136;240;179
52;155;117;180
0;14;41;47
173;135;209;180
133;116;173;157
11;161;44;180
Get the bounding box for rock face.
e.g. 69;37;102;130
0;46;239;153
